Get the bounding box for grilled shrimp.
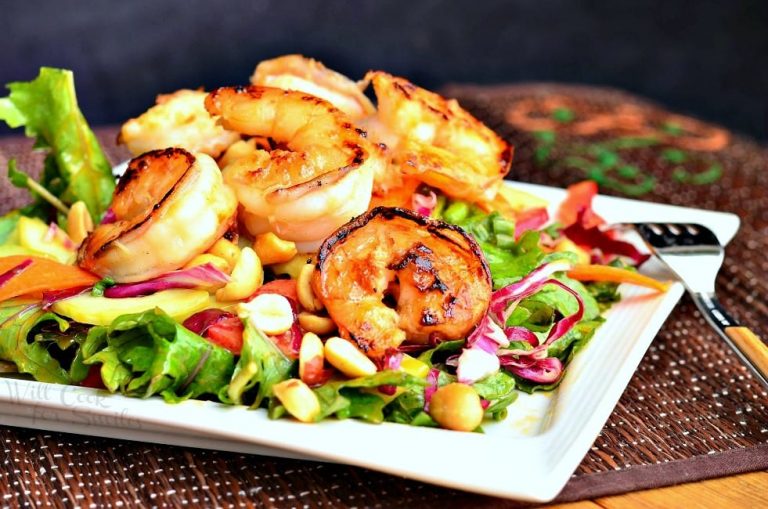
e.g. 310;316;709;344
205;86;384;252
251;55;374;120
313;207;492;359
78;148;237;282
119;90;241;157
366;72;513;201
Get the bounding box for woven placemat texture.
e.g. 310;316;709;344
0;83;766;508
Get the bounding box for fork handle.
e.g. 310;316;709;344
692;292;768;387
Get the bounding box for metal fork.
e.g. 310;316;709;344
630;222;768;388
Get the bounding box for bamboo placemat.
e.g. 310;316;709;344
0;83;766;507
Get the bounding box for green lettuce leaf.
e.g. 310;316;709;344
0;300;73;383
383;372;437;426
314;370;424;423
0;67;115;222
522;275;600;322
82;309;235;402
220;322;294;408
545;318;603;362
472;370;518;419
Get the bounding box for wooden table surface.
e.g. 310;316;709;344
545;471;768;509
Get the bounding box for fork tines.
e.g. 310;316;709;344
632;223;721;249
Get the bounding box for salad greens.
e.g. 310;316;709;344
0;67;115;224
82;309;235;402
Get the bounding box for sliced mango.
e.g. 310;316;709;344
52;289;211;326
400;354;430;378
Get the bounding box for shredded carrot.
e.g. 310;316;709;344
567;264;669;292
0;255;100;303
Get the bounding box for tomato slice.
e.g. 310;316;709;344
79;365;106;389
205;316;244;355
249;279;298;303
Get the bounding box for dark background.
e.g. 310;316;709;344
2;0;766;140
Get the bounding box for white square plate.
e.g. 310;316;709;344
0;182;740;502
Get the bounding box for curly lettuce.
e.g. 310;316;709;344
82;309;235;402
0;67;115;224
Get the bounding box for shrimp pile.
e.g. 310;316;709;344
103;54;513;360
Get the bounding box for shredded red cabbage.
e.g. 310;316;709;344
454;261;583;384
466;314;509;353
514;207;549;239
502;356;563;384
457;315;508;383
370;346;401;389
497;278;584;358
423;368;440;411
489;260;573;323
378;385;398;396
411;190;437;217
563;210;649;265
104;263;229;298
505;326;539;347
0;258;33;289
384;351;404;370
460;257;586;385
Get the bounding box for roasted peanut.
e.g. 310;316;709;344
253;232;298;265
297;263;323;312
215;247;263;301
324;336;377;378
67;201;94;245
273;379;321;423
297;312;336;336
